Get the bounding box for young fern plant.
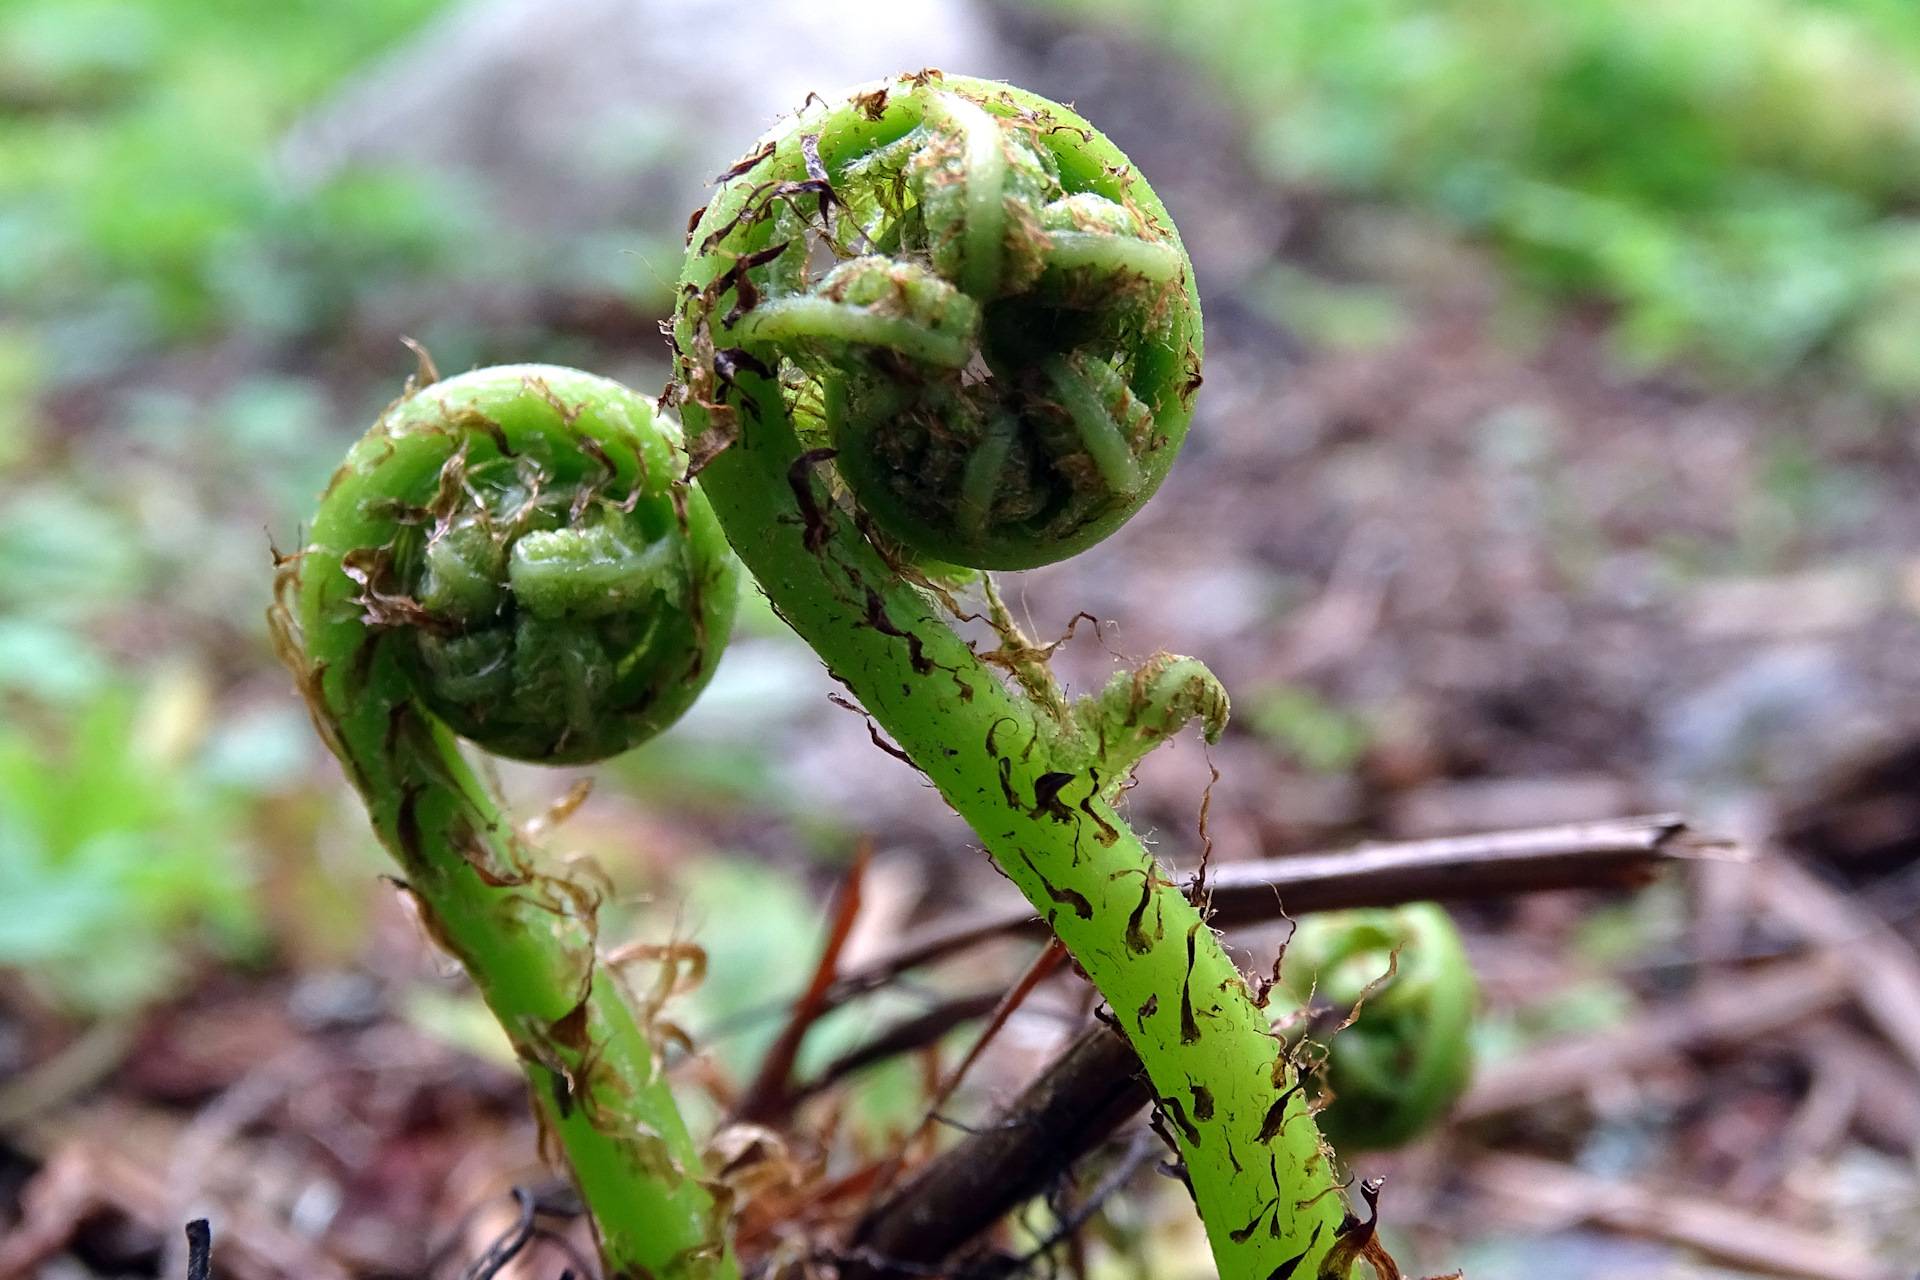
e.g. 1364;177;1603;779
671;72;1371;1279
273;366;744;1280
277;71;1472;1280
1282;905;1479;1156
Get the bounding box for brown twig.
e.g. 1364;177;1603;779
821;816;1724;1011
842;1022;1146;1280
1458;954;1852;1119
859;942;1069;1228
1467;1152;1902;1280
1750;853;1920;1077
789;992;1007;1105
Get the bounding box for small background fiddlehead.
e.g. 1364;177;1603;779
1283;903;1479;1153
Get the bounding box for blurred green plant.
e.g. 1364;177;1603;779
0;482;139;703
0;0;454;374
1280;903;1478;1152
1248;683;1373;773
1040;0;1920;391
0;679;261;1013
674;858;930;1132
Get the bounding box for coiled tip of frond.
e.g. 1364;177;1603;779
1282;903;1478;1152
677;72;1203;570
294;364;740;764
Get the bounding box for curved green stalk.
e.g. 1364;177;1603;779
673;73;1354;1279
273;365;741;1280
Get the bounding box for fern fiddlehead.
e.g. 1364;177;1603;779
682;73;1197;571
273;365;742;1280
1283;904;1479;1153
674;73;1359;1279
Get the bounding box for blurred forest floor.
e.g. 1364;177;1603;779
4;2;1920;1278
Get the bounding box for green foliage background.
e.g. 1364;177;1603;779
1046;0;1920;390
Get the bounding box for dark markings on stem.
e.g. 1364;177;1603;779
828;691;920;771
1157;1092;1200;1147
549;998;592;1054
1258;1076;1307;1144
1144;1107;1195;1202
715;139;776;184
787;447;839;552
1230;1180;1278;1246
1018;852;1092;921
1266;1222;1323;1280
773;175;838;229
1265;1151;1288;1216
546;1064;575;1120
684;203;708;245
394;783;425;863
712;347;774;393
1078;775;1120;845
1041;119;1096;142
1032;771;1076;822
1122;868;1162;954
347;629;383;698
987;724;1024;809
853;87;890;120
382;701;411;763
1189;1083;1215;1121
706;172;838;257
459;410;517;461
697;184;774;254
719;241;790;327
1180;921;1204;1045
1134;992;1157;1027
863;587;934;675
1183;349;1205;402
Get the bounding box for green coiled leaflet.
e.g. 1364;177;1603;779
275;366;741;1280
1283;904;1478;1154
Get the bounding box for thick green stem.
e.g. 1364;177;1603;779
275;366;740;1280
676;75;1353;1279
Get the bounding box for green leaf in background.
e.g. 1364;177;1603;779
0;0;453;366
1036;0;1920;391
1248;684;1373;774
0;682;261;1013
